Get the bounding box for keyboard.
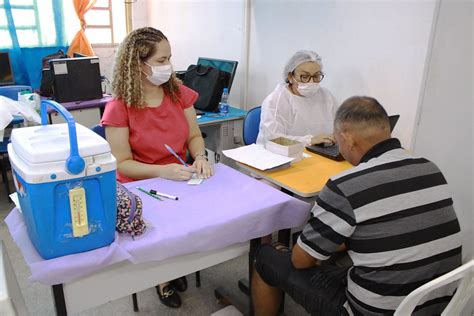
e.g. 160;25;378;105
306;144;344;161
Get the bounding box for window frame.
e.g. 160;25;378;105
86;0;115;46
0;0;43;48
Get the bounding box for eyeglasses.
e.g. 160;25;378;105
293;71;325;83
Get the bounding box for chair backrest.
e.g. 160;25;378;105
0;85;32;101
243;106;262;145
394;260;474;316
91;124;106;139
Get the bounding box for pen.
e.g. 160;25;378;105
137;187;162;201
164;144;189;167
150;189;179;200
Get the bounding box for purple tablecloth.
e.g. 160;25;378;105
5;164;311;285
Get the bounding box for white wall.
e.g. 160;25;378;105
140;0;437;148
412;0;473;262
146;0;247;108
130;0;438;144
248;0;436;148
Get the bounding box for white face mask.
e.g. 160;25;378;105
143;62;172;86
296;82;320;97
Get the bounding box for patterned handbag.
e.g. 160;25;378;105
116;183;147;237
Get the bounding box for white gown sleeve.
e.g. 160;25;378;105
257;87;313;146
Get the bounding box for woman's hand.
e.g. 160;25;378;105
311;134;335;145
158;164;196;181
192;156;214;179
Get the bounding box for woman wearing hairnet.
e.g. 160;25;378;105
256;50;337;146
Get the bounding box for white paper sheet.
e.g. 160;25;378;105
222;144;294;170
9;193;21;213
0;96;41;132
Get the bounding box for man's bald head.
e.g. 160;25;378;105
333;96;392;165
335;96;391;137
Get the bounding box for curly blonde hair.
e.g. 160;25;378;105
112;27;181;108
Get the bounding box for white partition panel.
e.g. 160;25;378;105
248;0;436;148
412;0;473;262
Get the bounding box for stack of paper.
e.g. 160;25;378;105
222;144;295;171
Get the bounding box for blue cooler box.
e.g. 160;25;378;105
8;101;117;259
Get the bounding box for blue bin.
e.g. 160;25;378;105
8;100;117;259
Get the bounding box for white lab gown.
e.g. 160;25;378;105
256;83;338;146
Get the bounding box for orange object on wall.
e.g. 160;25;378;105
67;0;97;57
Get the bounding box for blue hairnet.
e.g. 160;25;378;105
283;50;322;82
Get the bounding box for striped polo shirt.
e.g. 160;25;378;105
297;138;462;315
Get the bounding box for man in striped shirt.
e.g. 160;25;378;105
252;96;462;315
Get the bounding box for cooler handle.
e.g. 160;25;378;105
40;100;85;175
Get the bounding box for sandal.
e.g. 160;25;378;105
156;284;181;308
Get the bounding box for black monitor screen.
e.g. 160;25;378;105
197;57;238;93
0;52;14;86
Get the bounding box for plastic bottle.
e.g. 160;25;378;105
219;88;229;115
18;90;41;115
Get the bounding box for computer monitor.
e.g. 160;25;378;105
49;57;103;103
197;57;238;93
73;52;87;58
0;52;14;86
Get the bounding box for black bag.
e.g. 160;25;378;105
40;49;67;97
183;64;230;112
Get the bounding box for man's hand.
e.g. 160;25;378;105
311;134;335;145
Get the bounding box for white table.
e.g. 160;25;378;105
53;242;249;314
7;164;310;315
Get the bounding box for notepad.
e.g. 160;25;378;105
222;144;295;171
188;173;204;185
187;178;204;185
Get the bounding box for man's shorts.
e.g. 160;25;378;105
254;244;349;315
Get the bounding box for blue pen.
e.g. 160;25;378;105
164;144;189;167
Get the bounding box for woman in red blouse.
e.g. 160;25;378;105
101;27;213;308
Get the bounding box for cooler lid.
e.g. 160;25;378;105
10;123;111;164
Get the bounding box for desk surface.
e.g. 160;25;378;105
238;150;352;198
45;95;113;113
197;106;247;126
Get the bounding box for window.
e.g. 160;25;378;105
85;0;125;44
0;0;126;49
0;0;60;49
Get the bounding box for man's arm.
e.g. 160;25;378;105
292;243;347;269
292;243;321;269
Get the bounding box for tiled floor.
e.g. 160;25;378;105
0;176;307;315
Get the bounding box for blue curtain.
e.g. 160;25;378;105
2;0;69;89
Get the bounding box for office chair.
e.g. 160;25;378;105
394;260;473;315
91;124;106;139
243;106;262;145
0;85;32;201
